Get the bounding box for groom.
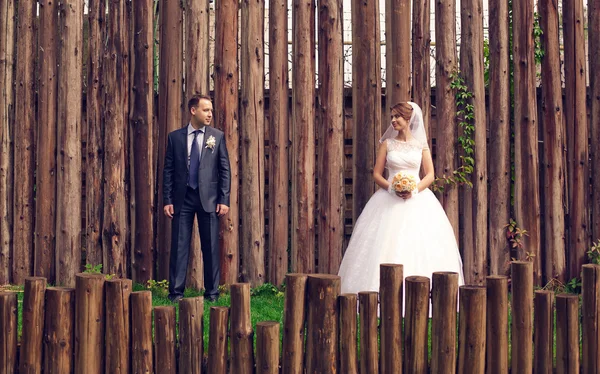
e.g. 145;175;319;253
163;94;231;303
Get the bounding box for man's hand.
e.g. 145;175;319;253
216;204;230;217
164;204;174;218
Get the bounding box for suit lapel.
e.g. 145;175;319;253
180;128;188;168
199;126;211;166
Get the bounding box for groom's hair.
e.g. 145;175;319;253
188;94;212;112
390;102;413;122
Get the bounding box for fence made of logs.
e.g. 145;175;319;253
1;262;600;372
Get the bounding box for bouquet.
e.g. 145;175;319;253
390;172;417;194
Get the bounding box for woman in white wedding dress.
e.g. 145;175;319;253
338;101;465;296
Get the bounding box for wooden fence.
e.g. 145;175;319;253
2;262;600;372
0;0;598;289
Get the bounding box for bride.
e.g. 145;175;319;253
338;101;465;296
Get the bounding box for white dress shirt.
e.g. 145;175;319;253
187;123;205;167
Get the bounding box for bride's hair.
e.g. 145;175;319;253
390;102;413;122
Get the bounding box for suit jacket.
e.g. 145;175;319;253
163;125;231;213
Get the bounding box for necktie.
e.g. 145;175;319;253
188;130;201;189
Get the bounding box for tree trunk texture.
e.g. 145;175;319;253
411;0;431;142
591;0;600;245
385;0;411;112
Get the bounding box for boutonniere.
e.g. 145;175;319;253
205;135;216;152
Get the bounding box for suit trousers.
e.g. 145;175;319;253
169;186;220;298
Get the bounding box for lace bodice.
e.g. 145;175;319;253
385;138;427;181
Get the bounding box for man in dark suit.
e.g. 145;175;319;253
163;94;231;303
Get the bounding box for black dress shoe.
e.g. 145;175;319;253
206;295;219;302
168;294;183;303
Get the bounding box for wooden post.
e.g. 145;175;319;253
131;291;153;374
534;290;554;373
44;287;75;374
385;0;411;108
434;0;459;238
487;0;511;276
457;286;486;373
359;291;379;374
316;0;344;274
380;264;403;372
511;262;534;373
19;277;46;373
208;306;229;374
306;274;340;373
267;0;290;286
154;306;176;373
231;283;254;373
256;321;280;374
0;292;17;373
179;296;204;374
339;294;358;374
131;0;155;285
240;0;266;286
404;276;430;374
105;279;131;374
411;0;431;141
555;294;579;373
0;0;16;285
591;0;600;244
35;0;58;283
351;0;381;220
582;264;600;372
75;273;105;374
214;0;240;286
85;0;105;269
282;274;307;373
486;276;509;374
431;272;459;373
539;0;567;282
291;0;316;274
13;0;36;285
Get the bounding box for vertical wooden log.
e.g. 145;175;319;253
179;296;204;374
339;294;358;374
533;290;554;374
282;274;307;374
316;0;344;274
35;0;58;283
457;286;486;374
404;276;429;374
44;287;75;374
240;0;266;286
564;0;589;278
130;291;153;374
256;321;280;374
131;0;155;284
385;0;411;110
430;272;459;373
434;0;459;237
207;306;229;374
0;0;15;285
555;294;579;374
56;0;83;286
154;306;176;373
511;261;534;373
0;292;17;373
351;0;381;221
86;0;106;268
306;274;340;373
488;0;511;276
380;264;402;372
486;276;509;374
513;0;541;283
105;279;131;374
582;264;600;372
590;0;600;244
214;0;240;285
230;283;254;373
539;0;567;282
156;0;183;282
19;277;46;373
359;292;378;374
291;0;316;274
12;0;36;284
75;273;105;374
459;0;487;285
267;0;289;285
411;0;430;140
